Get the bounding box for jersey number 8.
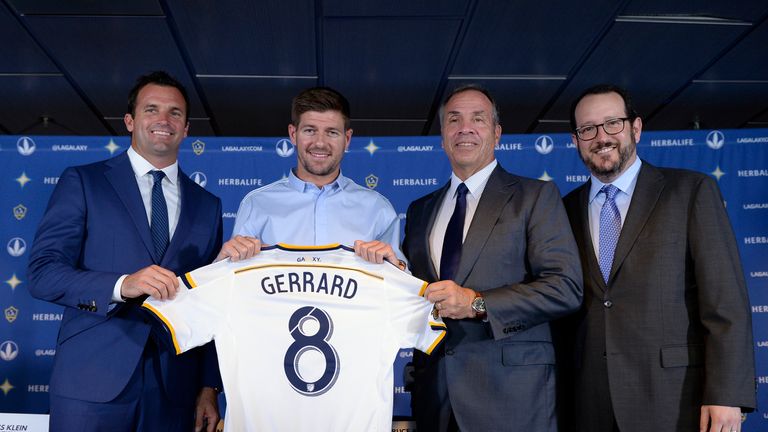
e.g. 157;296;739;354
284;306;340;396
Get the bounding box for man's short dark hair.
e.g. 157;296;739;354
291;87;351;130
439;84;500;127
127;71;190;120
569;84;639;131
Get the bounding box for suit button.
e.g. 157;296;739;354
603;300;613;308
445;349;455;356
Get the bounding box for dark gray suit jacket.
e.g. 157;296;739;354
403;164;582;432
562;162;756;432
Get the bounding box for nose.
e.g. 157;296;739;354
593;124;610;143
457;119;476;135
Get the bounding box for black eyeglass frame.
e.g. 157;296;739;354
574;117;631;141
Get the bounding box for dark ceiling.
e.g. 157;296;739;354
2;0;768;138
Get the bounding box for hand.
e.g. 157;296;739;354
353;240;403;269
195;387;220;432
425;280;477;319
121;265;179;300
700;405;742;432
215;235;261;262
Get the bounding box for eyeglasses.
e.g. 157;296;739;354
574;117;629;141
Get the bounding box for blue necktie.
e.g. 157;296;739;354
150;170;169;262
440;183;469;281
598;184;621;284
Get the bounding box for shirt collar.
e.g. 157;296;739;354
449;159;497;198
288;168;347;193
127;146;179;185
589;157;642;203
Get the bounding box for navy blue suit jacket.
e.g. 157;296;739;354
28;151;223;406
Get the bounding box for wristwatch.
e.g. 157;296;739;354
471;292;486;319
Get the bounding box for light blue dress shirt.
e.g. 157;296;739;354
588;157;642;259
232;170;406;262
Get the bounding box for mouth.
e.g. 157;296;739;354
593;143;616;155
151;130;174;137
308;149;331;159
454;141;477;148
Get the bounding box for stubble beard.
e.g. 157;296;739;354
581;132;636;181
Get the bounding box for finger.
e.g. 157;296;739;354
151;265;180;289
194;407;203;432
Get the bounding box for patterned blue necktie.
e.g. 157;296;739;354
598;184;621;284
150;170;169;262
440;183;469;281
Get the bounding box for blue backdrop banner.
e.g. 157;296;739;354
1;130;767;429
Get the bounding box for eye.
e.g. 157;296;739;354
581;125;596;134
302;128;316;135
327;130;341;138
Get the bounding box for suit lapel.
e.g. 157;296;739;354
455;166;516;285
162;169;194;267
104;152;156;261
609;163;665;283
574;181;607;291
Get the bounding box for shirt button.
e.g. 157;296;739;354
603;300;613;308
445;349;455;356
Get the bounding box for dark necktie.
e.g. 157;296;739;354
598;184;621;283
150;170;170;262
440;183;469;281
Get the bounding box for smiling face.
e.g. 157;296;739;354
440;89;501;180
572;91;642;183
288;110;352;187
124;83;189;168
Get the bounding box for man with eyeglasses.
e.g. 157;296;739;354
561;84;755;432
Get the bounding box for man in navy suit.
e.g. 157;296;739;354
27;71;245;431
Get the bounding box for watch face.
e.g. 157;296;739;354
472;296;486;313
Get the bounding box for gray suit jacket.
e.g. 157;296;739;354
403;164;582;432
562;162;756;432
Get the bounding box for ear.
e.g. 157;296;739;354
571;133;579;148
124;113;134;132
632;117;643;143
183;121;189;138
288;124;297;144
494;124;502;142
344;129;353;151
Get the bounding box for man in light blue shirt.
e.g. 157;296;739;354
226;87;405;269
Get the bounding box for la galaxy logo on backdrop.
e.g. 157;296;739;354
706;130;725;150
4;306;18;323
13;204;27;221
7;238;26;257
190;172;207;188
365;174;379;189
276;139;295;157
17;137;36;156
535;135;554;155
192;139;205;156
0;341;19;361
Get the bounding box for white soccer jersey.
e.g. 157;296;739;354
142;244;445;432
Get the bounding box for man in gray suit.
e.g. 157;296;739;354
563;84;756;431
402;84;583;431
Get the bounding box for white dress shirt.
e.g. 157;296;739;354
112;147;182;302
429;159;498;275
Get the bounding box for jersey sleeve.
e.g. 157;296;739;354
142;262;234;354
383;265;446;354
